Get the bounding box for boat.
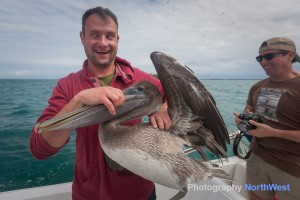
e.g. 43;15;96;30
0;156;248;200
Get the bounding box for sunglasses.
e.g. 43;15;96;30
256;52;288;62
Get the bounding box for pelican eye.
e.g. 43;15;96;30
137;86;144;91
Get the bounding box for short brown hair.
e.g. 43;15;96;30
82;7;118;35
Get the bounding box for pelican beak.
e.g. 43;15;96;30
36;87;149;134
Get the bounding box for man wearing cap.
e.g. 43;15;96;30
235;37;300;200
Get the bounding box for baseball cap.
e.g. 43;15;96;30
259;37;300;63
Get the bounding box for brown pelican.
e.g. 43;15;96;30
36;52;230;200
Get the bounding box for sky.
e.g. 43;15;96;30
1;0;300;79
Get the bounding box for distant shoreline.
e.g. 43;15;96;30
0;78;261;80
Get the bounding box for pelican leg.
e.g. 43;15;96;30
169;188;187;200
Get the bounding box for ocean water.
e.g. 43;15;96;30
0;79;257;192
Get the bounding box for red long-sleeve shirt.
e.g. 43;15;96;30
30;57;164;200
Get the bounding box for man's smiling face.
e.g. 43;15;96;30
80;14;119;70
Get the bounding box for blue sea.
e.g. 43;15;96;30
0;79;257;192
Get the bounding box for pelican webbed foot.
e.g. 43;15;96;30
169;188;187;200
104;153;125;171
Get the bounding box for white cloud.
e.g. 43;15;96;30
0;0;300;79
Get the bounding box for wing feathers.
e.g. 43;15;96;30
150;52;229;158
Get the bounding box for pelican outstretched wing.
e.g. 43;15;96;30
150;52;229;152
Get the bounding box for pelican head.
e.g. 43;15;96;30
36;81;162;133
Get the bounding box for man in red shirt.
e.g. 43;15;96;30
30;7;170;200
